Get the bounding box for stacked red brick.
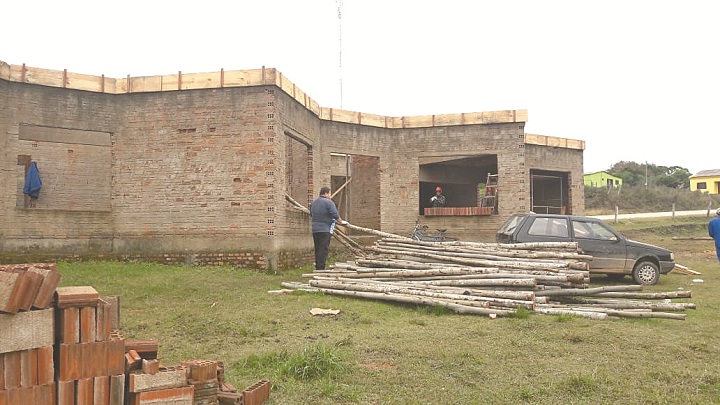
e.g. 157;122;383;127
127;363;193;404
0;263;61;404
55;286;126;405
2;263;271;405
127;355;270;405
184;360;220;405
0;263;59;317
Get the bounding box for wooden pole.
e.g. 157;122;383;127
331;176;352;198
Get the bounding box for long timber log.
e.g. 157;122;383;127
534;285;643;297
556;297;696;310
309;278;535;310
593;291;692;299
533;307;609;320
538;304;687;320
374;243;589;265
306;285;515;316
378;240;592;261
367;246;587;272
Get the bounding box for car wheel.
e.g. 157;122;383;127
632;261;660;285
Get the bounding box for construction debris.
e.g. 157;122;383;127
672;263;702;275
282;223;696;321
310;307;341;316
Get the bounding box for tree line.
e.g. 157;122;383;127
585;161;720;213
606;161;691;189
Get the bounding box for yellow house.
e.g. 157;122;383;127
690;169;720;194
583;171;622;189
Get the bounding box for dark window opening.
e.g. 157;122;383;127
331;154;381;232
530;170;570;215
697;182;707;190
418;155;498;216
284;132;311;206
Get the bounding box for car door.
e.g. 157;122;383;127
570;218;627;272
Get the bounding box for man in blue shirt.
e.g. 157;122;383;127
310;186;345;270
708;208;720;263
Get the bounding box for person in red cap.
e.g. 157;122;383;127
431;186;446;207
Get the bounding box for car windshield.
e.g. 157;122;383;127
497;214;525;236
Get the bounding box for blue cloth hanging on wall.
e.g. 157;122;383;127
23;161;42;199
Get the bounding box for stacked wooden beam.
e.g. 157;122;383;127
282;225;696;320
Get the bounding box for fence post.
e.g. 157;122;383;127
614;206;619;223
672;203;675;219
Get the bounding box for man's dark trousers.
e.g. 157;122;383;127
313;232;332;270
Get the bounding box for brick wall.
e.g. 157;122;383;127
1;76;584;268
0;82;116;254
111;87;279;253
17;125;112;212
315;120;532;240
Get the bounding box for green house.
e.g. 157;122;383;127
584;171;622;189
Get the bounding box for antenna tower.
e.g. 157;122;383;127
336;0;343;108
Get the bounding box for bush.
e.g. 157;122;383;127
585;185;720;214
278;344;346;381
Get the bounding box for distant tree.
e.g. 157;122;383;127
609;161;647;187
653;166;691;188
607;161;690;189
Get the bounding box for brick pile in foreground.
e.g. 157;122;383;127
0;262;270;405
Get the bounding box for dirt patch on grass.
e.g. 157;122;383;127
359;360;397;370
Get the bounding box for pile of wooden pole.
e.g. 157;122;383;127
281;222;696;320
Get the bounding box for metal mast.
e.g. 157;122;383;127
336;0;343;108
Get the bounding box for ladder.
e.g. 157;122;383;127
480;174;498;213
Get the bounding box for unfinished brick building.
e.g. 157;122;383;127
0;61;585;270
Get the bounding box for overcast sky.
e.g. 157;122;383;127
3;1;717;175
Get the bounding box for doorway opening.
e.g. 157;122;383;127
530;170;570;214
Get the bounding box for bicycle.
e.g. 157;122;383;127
409;222;457;242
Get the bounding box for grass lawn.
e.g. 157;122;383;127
56;216;720;404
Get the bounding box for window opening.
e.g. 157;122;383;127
530;170;569;215
418;154;497;216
